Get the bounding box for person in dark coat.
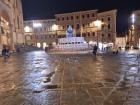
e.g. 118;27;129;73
93;45;98;56
2;46;10;61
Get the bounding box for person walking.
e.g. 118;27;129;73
93;45;98;56
2;46;10;62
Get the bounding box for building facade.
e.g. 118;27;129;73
0;0;24;50
115;37;126;49
55;10;117;46
24;19;57;48
24;9;117;49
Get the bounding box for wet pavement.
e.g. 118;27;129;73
0;50;140;105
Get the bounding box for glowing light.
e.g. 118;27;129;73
43;42;47;49
52;24;58;31
131;14;135;23
52;42;56;45
37;43;41;48
33;23;42;28
24;26;31;32
94;20;102;28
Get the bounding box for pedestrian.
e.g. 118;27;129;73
93;45;98;56
116;48;119;55
2;46;9;62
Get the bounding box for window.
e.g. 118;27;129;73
102;25;104;30
108;17;111;21
76;24;80;29
87;14;90;18
71;25;74;28
88;32;90;37
102;34;104;37
62;17;64;21
71;16;73;20
92;13;95;17
82;15;85;19
108;33;111;38
76;16;79;19
76;34;81;37
67;25;69;28
92;32;95;36
101;18;104;22
83;24;85;28
67;17;69;20
62;26;65;29
108;24;111;29
57;18;60;21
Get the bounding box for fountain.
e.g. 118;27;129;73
50;25;90;54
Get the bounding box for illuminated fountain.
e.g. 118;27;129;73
50;25;90;54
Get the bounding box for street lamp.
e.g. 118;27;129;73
128;13;136;48
94;20;102;46
131;14;135;24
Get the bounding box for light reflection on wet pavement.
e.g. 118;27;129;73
0;50;140;105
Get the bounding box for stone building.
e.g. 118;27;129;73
24;19;56;48
24;9;117;49
55;9;117;47
115;37;126;49
0;0;24;50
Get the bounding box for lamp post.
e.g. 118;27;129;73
94;20;102;46
129;13;135;48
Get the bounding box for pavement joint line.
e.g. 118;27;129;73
102;75;125;105
60;63;65;105
98;88;106;97
85;87;96;105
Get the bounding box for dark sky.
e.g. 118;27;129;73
21;0;140;33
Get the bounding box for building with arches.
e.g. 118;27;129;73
55;10;117;46
0;0;24;50
24;9;117;49
24;19;57;49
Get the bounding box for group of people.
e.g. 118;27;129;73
92;45;119;56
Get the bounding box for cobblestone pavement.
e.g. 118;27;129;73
0;50;140;105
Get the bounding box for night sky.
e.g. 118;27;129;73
21;0;140;34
